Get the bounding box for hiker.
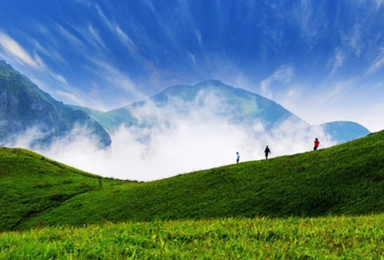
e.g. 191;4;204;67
313;138;320;150
236;152;240;163
264;145;271;159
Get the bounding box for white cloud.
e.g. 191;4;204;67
8;127;46;148
11;91;336;181
50;73;68;85
32;116;333;182
260;66;295;99
0;32;43;69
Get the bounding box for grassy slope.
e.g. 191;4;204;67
0;148;136;231
1;130;384;231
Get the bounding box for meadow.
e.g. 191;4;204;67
0;130;383;258
2;215;384;259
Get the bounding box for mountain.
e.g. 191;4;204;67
72;79;370;144
71;79;306;131
1;129;384;231
0;60;111;148
110;79;303;128
321;121;371;143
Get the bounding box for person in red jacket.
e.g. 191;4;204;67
313;138;320;150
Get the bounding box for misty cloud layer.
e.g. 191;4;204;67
7;94;336;181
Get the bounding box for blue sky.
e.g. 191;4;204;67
0;0;383;131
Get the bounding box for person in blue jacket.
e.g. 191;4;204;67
236;152;240;163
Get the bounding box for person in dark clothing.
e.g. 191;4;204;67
314;138;320;150
264;145;271;159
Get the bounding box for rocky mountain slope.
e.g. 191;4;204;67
0;60;111;148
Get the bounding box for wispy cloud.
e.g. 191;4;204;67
295;0;329;46
56;90;85;105
346;25;362;57
62;22;107;53
50;72;68;85
194;29;202;47
0;32;43;69
0;30;93;109
95;5;140;56
186;52;196;65
0;31;75;103
95;5;114;30
365;47;384;75
88;57;145;101
260;66;295;99
30;37;66;64
373;0;384;8
116;26;136;53
87;24;106;50
55;24;85;49
331;48;346;74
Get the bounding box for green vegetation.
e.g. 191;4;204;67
0;148;131;231
2;215;384;259
3;130;383;231
0;130;383;258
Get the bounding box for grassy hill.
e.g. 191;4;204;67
0;148;133;231
1;130;383;232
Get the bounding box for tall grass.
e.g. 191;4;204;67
1;215;384;259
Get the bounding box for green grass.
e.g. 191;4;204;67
2;215;384;259
1;130;384;231
0;148;137;231
1;130;384;258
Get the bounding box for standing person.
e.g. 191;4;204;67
264;145;271;159
313;138;320;150
236;152;240;164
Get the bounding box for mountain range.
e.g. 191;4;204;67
0;60;370;148
71;80;370;144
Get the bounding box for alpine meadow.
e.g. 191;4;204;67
1;1;384;259
1;129;384;258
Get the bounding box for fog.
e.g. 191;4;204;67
9;93;336;181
